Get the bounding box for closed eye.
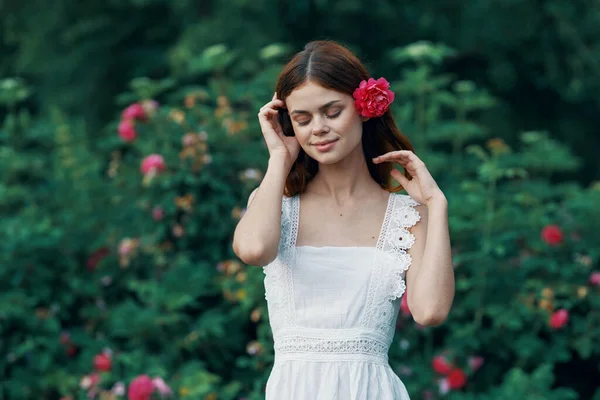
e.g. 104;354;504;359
297;110;342;126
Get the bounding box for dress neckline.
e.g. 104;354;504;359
292;192;394;250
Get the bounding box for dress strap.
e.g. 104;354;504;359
362;193;421;336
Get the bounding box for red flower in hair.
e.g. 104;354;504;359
352;77;395;118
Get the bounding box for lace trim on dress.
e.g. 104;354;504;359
363;194;421;335
263;195;298;332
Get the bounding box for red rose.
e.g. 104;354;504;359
140;154;166;175
432;355;453;375
352;77;395;118
541;224;563;246
400;295;411;316
121;103;147;121
127;375;155;400
549;308;569;329
447;368;467;389
118;119;137;142
87;247;110;271
93;353;112;372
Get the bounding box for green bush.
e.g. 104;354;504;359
1;42;599;400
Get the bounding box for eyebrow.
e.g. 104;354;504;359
290;100;342;115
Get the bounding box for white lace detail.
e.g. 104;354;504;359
363;194;421;335
263;196;299;332
273;327;391;364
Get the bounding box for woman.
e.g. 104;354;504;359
233;40;455;399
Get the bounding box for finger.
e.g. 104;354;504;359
260;99;285;113
390;169;410;187
372;150;414;163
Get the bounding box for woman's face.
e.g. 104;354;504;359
284;81;365;165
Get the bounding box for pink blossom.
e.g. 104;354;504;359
549;308;569;329
118;119;137;142
128;375;154;400
141;100;159;117
589;271;600;286
93;352;111;372
140;154;166;175
151;377;172;396
152;206;164;221
122;103;147;121
438;377;450;395
352;77;395;118
468;355;484;372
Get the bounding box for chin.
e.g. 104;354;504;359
306;150;344;165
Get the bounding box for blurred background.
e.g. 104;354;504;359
1;1;599;399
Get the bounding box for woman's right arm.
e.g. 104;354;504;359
232;93;300;266
232;155;290;266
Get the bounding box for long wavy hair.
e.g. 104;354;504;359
275;40;414;197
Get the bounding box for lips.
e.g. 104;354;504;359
312;139;338;146
313;138;338;153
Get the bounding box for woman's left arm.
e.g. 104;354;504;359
373;150;455;326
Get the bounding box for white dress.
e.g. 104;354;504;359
263;192;422;400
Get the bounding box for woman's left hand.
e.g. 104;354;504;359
373;150;445;206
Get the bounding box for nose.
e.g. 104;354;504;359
311;116;330;136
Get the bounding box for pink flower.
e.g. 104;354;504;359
541;224;563;246
141;100;159;117
112;382;126;396
549;308;569;329
122;103;147;121
589;271;600;286
352;77;395;118
93;352;112;372
400;295;411;316
140;154;166;175
118;119;137;142
152;206;164;221
447;368;467;389
432;355;453;375
151;377;172;396
438;378;450;395
468;356;484;372
128;375;154;400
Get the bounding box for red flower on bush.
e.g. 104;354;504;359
352;77;395;118
118;119;137;142
122;103;148;121
87;247;110;271
589;271;600;286
93;352;112;372
128;375;154;400
141;154;166;175
541;224;563;246
432;355;453;375
400;294;411;316
447;368;467;389
549;308;569;329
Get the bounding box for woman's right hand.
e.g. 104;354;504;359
257;93;301;166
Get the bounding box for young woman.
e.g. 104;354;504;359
233;40;455;399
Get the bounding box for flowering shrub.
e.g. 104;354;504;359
1;42;599;400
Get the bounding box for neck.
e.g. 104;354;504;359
307;144;381;204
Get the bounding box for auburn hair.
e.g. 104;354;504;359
275;40;414;197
